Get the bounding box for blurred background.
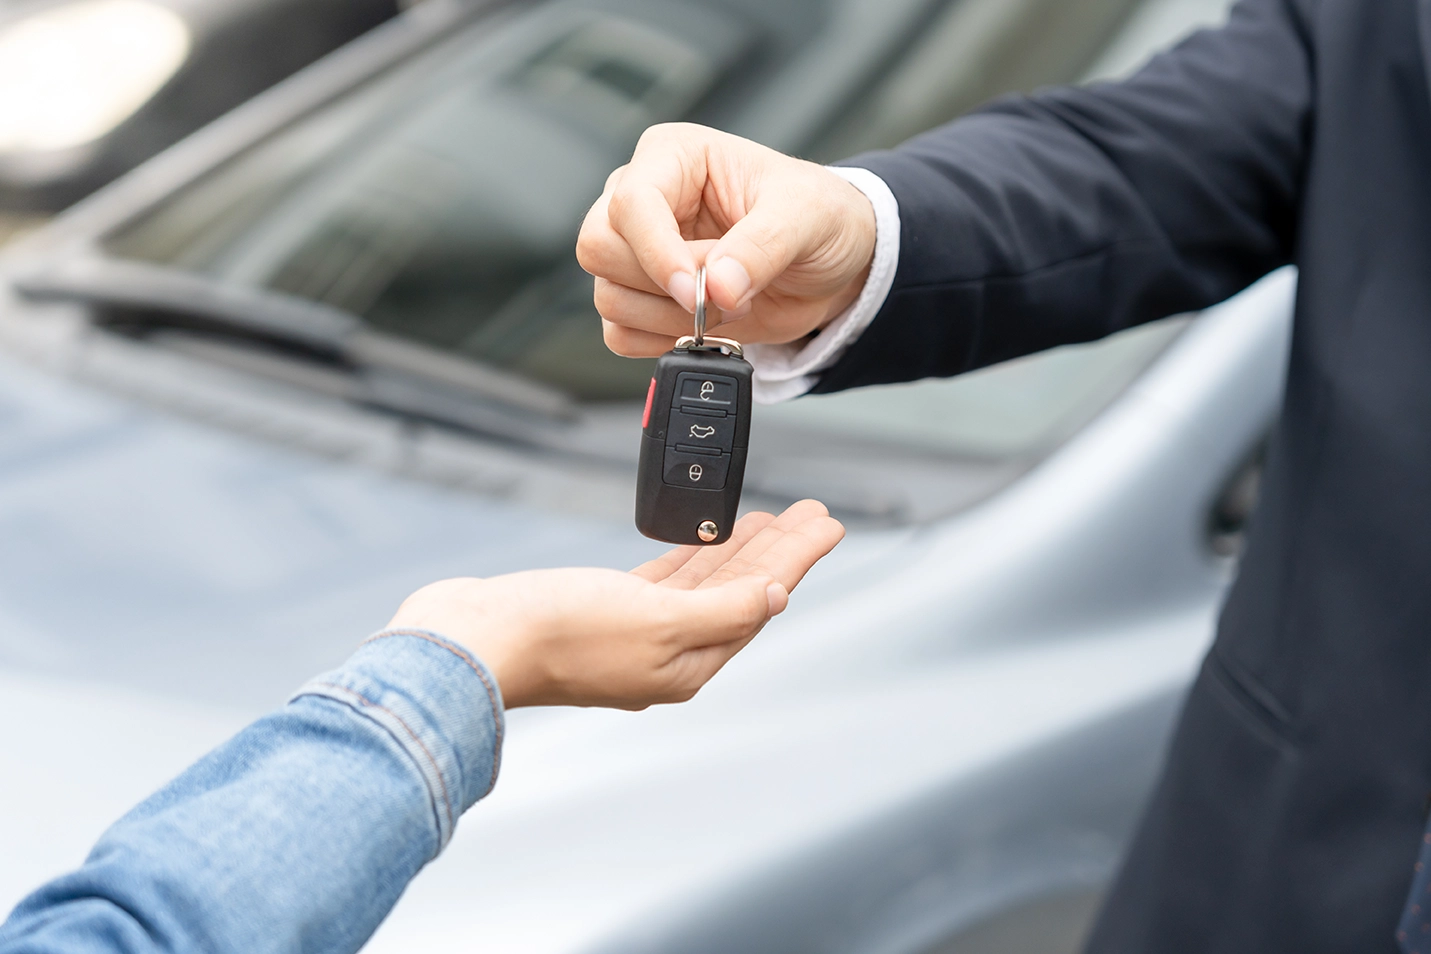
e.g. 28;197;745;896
0;0;1229;256
0;1;1285;953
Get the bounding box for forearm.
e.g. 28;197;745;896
0;631;503;954
814;0;1312;394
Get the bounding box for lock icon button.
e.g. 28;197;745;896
662;449;729;489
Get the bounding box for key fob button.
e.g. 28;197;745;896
674;373;737;409
663;449;730;489
667;408;736;450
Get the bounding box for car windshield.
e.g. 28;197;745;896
97;0;1232;476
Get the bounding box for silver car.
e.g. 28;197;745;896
0;0;1276;950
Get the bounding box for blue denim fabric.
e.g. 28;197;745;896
0;629;503;954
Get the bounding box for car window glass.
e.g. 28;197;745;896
803;0;1144;161
108;0;753;400
1082;0;1236;82
102;0;1224;466
759;318;1187;459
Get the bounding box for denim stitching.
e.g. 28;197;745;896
297;681;456;837
363;629;505;797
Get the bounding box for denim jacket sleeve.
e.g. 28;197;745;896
0;629;504;954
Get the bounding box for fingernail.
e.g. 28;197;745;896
766;582;789;616
667;271;696;312
707;256;752;307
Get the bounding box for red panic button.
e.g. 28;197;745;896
642;377;656;429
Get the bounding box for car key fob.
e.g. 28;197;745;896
635;266;752;546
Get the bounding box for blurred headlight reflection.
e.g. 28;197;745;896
0;0;189;154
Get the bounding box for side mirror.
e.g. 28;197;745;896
1208;440;1266;559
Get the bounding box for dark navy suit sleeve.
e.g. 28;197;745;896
815;0;1313;393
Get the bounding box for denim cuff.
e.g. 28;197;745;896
289;629;504;850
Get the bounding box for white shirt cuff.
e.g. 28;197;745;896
747;166;901;404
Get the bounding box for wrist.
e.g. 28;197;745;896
453;630;540;710
818;171;877;329
386;579;545;709
822;259;872;327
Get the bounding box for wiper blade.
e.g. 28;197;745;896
349;330;573;421
14;255;357;356
13;255;578;432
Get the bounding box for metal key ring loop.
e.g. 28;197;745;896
693;264;707;346
677;264;740;356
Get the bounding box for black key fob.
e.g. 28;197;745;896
635;267;752;545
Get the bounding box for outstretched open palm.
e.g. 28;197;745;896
389;500;844;710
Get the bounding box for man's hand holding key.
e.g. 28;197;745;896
576;123;878;355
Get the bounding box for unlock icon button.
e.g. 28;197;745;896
675;372;736;408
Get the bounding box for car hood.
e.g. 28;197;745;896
0;340;919;919
0;347;668;709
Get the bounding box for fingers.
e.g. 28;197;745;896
701;168;832;311
601;310;806;357
602;319;680;358
438;509;837;711
655;573;780;652
595;280;751;356
594;278;750;337
629;543;702;583
660;624;765;700
643;511;776;587
577;191;672;298
635;497;845;684
739;514;845;593
703;210;792;310
583;124;831;313
697;500;845;593
580;124;876;366
601;126;707;309
687;499;829;584
594;279;694;338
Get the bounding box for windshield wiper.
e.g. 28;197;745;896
13;255;577;439
15;256;357;357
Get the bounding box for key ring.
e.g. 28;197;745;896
676;263;743;357
694;264;707;346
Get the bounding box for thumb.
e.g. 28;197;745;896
702;197;810;311
664;574;782;649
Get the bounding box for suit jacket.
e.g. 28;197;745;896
822;1;1431;951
